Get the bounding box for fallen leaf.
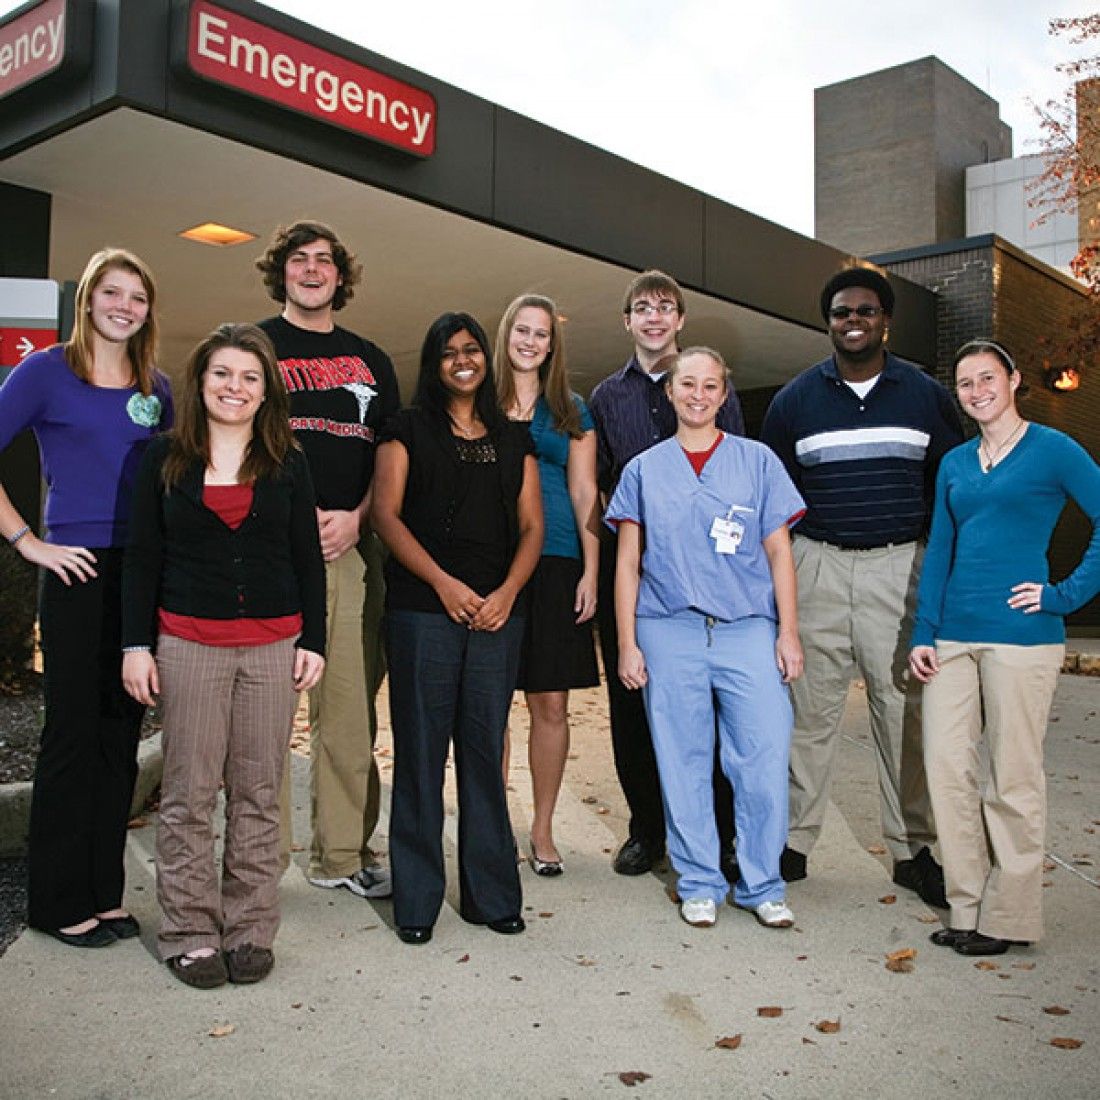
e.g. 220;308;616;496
885;957;914;973
597;807;610;815
878;894;897;905
795;954;808;961
208;1024;235;1038
866;844;887;855
538;911;554;919
618;1070;652;1086
576;956;597;967
1050;1038;1082;1050
757;1006;783;1018
814;1018;841;1034
1043;1006;1071;1016
457;953;470;963
886;947;917;962
509;975;523;982
127;816;148;830
995;1015;1022;1024
1011;962;1036;971
581;796;598;805
290;843;306;852
715;1035;743;1050
974;961;999;971
916;915;939;924
801;1037;817;1045
290;1002;302;1009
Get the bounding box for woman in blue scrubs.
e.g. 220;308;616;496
608;347;805;930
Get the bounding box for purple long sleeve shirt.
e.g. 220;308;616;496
0;345;173;547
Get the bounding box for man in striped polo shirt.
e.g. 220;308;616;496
761;268;963;908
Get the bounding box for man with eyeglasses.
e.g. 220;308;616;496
256;221;400;902
760;267;962;908
589;269;744;877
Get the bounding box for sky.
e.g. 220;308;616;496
1;0;1095;236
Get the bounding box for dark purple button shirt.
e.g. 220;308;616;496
588;356;745;495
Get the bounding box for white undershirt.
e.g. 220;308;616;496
844;375;880;400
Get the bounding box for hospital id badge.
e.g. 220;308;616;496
710;515;744;555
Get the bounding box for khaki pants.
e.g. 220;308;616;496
787;535;935;862
278;536;385;879
156;636;298;958
922;640;1063;942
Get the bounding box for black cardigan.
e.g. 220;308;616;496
379;408;533;613
122;435;326;655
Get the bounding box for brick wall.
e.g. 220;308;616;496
883;238;1099;629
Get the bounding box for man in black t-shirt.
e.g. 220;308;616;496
257;221;400;899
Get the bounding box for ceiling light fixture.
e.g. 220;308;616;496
178;222;257;247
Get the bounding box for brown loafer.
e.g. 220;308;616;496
225;943;274;984
167;951;228;989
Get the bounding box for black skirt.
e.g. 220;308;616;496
516;555;600;693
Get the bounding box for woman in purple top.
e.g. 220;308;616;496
0;248;172;948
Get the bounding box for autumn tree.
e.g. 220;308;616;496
1029;13;1100;377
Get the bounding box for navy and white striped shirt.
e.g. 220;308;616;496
760;354;963;549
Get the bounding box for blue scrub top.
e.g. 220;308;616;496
606;434;805;622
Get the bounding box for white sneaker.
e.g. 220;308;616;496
752;899;794;928
309;866;392;899
680;897;718;927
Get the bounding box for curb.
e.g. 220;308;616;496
0;733;162;858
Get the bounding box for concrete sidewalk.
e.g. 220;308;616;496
0;672;1097;1098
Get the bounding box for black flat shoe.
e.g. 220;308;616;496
953;932;1031;956
529;836;564;877
486;915;525;935
612;837;663;876
930;927;974;948
893;846;948;909
397;926;433;945
98;914;140;940
44;923;117;948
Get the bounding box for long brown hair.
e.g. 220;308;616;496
493;294;581;438
161;323;295;489
66;248;160;396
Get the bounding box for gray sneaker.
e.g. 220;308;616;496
309;865;392;899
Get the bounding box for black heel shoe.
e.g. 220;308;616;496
397;926;433;945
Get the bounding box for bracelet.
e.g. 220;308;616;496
7;525;30;546
122;645;151;654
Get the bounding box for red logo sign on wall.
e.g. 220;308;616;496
186;1;437;157
0;0;66;101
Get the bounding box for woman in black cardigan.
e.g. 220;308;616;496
371;312;543;945
122;323;325;989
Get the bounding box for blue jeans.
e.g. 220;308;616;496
385;610;523;928
638;612;791;908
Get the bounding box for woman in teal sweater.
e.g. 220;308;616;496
909;339;1100;957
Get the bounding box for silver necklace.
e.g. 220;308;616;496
979;419;1026;473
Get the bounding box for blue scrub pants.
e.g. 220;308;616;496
638;612;791;908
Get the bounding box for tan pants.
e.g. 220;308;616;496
156;636;298;958
787;535;935;862
922;640;1063;942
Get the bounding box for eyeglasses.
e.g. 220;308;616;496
629;301;679;317
828;305;884;321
